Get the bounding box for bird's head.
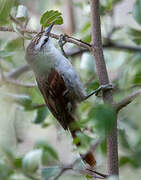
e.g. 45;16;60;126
26;23;54;55
26;22;55;68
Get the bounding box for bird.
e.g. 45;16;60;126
26;23;110;167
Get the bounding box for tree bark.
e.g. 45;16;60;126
90;0;119;176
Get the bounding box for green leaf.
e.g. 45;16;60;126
127;28;141;45
42;166;61;179
14;94;32;110
40;10;63;28
22;149;42;173
0;0;16;25
35;140;59;161
0;50;15;57
132;0;141;25
90;104;116;136
13;157;22;169
33;107;49;124
5;37;23;51
86;174;92;179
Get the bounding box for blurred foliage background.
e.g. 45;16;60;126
0;0;141;179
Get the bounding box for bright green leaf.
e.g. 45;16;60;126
86;174;92;179
40;10;63;28
0;0;16;25
14;157;22;169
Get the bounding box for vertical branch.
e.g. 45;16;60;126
90;0;119;176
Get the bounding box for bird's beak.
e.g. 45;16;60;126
45;22;54;36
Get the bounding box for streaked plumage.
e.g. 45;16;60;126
26;31;86;129
26;24;96;167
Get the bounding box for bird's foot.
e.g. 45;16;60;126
84;83;113;100
58;34;68;58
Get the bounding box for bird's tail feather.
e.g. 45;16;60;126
70;128;96;167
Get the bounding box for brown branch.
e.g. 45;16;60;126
103;41;141;52
66;42;141;57
90;0;118;176
115;89;141;113
0;26;37;34
0;26;91;49
9;14;23;28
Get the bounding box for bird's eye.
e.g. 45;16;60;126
41;37;48;48
44;38;48;43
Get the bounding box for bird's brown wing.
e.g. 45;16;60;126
36;69;96;167
36;69;75;129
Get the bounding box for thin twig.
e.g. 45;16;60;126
9;14;23;28
115;89;141;113
54;157;108;180
54;166;72;180
103;41;141;52
31;104;46;109
0;26;37;34
85;168;108;178
54;159;80;180
67;41;141;57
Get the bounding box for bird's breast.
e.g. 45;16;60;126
30;52;56;76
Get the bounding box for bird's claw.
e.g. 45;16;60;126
95;83;113;96
84;83;113;100
58;34;67;46
58;34;68;58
